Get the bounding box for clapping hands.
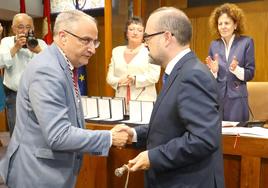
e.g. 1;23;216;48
229;56;238;71
205;54;219;73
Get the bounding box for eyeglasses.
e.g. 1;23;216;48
64;30;100;48
143;31;174;43
17;24;32;30
143;31;165;43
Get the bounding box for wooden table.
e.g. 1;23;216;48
223;135;268;188
75;122;268;188
75;122;144;188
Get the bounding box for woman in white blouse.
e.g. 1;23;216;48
106;16;160;108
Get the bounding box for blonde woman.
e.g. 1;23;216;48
106;16;160;111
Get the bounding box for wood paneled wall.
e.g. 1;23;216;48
0;110;7;131
87;17;108;97
1;1;268;130
166;0;268;81
95;0;268;98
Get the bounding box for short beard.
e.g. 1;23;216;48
148;54;162;66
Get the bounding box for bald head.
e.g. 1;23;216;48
149;7;192;46
12;13;33;27
11;13;34;36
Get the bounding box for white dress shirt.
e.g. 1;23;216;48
0;36;47;91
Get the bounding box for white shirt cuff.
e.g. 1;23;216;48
131;128;137;142
109;131;112;147
230;65;244;81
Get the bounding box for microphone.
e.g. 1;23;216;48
134;87;145;100
234;82;265;127
114;164;129;177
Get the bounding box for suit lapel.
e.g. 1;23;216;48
51;44;77;101
147;52;195;136
49;44;83;128
228;36;240;64
217;40;228;67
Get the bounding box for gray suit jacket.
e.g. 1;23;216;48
0;43;111;188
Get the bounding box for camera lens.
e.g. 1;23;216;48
27;30;38;48
27;38;38;48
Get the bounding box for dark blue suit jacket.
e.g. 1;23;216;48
135;51;225;188
208;35;255;99
208;35;255;121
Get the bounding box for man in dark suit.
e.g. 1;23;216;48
120;7;225;188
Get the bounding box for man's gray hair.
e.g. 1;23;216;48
152;7;192;46
53;9;96;36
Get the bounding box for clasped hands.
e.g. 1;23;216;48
110;124;150;172
118;75;135;87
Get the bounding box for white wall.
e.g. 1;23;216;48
0;0;43;20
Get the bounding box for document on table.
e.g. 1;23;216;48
121;100;142;124
105;98;124;121
90;98;111;120
222;127;268;138
222;121;239;127
140;101;154;124
84;97;99;119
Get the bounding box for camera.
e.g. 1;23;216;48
22;30;38;48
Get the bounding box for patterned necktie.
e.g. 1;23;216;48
162;73;169;85
72;68;79;97
67;60;79;97
73;68;78;97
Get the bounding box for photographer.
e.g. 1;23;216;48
0;13;47;136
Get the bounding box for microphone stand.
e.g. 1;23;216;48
235;82;265;127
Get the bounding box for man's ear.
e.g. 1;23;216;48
164;31;173;47
58;31;67;43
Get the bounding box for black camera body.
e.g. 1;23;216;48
22;30;38;48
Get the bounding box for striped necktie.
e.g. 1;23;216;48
67;62;79;97
72;68;79;97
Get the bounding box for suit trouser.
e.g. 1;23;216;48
4;86;17;136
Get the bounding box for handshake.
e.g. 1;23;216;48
110;124;133;147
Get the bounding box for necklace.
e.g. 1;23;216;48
125;45;142;54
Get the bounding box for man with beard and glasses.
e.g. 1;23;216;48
116;7;225;188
